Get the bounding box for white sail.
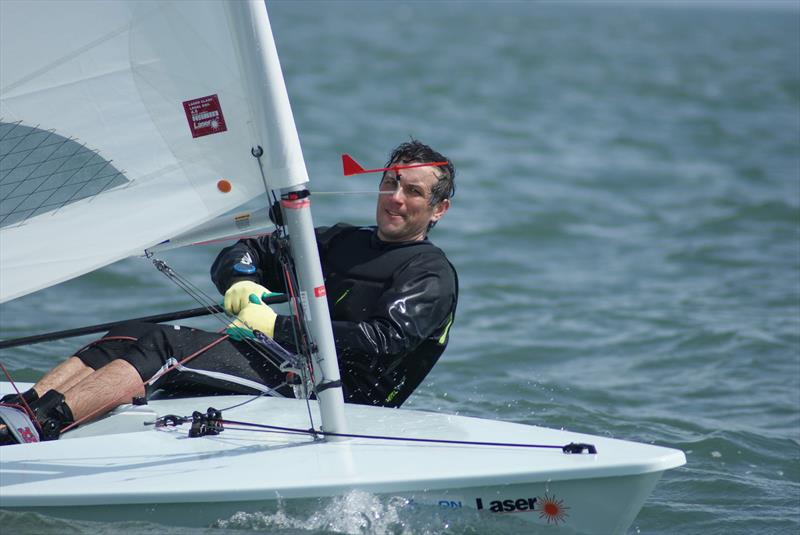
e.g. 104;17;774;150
0;0;307;303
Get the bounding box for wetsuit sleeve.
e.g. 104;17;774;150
274;252;456;364
210;225;341;294
210;235;285;294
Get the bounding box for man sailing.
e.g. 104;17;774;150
1;140;458;444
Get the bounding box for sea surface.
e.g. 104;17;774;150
1;1;798;534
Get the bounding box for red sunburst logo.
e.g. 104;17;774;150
539;494;570;525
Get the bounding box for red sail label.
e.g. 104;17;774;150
183;94;228;138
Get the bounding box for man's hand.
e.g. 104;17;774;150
224;280;271;315
226;301;277;341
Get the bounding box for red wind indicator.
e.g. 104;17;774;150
342;154;448;176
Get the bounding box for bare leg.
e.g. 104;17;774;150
31;356;94;397
62;360;144;422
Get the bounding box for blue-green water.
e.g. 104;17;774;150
1;1;798;533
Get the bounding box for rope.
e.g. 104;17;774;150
141;148;322;432
152;414;596;454
224;419;567;449
150;257;287;372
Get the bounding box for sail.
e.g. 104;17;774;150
0;0;307;303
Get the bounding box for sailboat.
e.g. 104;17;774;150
0;1;685;533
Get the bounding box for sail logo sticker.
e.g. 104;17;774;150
183;94;228;138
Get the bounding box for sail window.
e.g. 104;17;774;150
0;121;129;228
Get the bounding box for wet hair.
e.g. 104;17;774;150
384;139;456;207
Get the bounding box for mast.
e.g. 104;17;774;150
226;0;347;437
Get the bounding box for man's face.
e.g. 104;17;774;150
375;163;449;242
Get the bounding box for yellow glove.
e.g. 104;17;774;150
224;280;271;315
226;301;277;341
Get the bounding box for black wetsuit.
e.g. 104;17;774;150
211;224;458;407
77;224;457;408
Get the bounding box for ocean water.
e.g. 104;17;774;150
1;1;798;534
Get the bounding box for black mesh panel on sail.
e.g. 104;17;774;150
0;121;129;228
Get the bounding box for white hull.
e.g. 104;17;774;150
0;383;684;533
